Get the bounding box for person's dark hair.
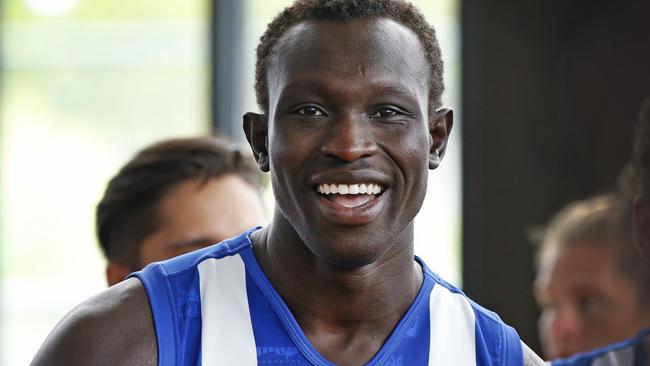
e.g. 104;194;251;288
96;136;262;269
634;98;650;196
534;193;650;308
254;0;444;117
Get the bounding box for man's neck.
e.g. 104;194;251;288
250;217;423;363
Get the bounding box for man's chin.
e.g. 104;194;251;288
306;238;393;270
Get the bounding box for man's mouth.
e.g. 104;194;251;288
315;183;384;208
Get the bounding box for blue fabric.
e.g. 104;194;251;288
132;228;524;366
241;248;436;366
472;300;520;366
551;328;650;366
424;268;524;366
128;230;252;365
132;262;179;365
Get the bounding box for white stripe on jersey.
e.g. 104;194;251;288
199;256;257;365
428;284;477;366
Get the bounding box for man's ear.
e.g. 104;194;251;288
106;261;132;287
429;107;454;170
634;195;650;259
243;112;270;172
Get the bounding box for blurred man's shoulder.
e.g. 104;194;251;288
551;328;650;366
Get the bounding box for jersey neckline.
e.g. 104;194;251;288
239;229;436;366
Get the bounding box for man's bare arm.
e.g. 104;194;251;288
31;278;157;366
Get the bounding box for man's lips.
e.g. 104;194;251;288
310;169;390;191
327;194;375;208
312;182;386;225
315;182;384;208
316;183;384;195
308;170;390;224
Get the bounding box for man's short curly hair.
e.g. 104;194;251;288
634;98;650;196
254;0;444;117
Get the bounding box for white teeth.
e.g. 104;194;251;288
316;183;384;195
338;184;349;195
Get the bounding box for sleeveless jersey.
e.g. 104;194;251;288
130;228;524;365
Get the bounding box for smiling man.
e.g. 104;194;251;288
32;1;543;365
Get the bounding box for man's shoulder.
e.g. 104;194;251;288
31;278;156;366
422;261;505;327
422;260;534;365
551;329;650;366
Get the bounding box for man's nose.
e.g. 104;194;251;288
320;113;377;162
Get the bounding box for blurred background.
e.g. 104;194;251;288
0;1;459;364
2;0;650;365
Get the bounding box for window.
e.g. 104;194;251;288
0;1;209;364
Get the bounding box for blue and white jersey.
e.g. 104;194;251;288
130;228;524;365
551;329;649;366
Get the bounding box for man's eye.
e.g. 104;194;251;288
370;108;399;118
296;106;324;116
576;295;604;314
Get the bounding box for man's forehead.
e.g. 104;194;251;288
268;18;429;81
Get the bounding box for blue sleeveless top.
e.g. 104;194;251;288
130;228;524;365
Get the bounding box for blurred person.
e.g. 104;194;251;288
32;1;544;365
550;99;650;365
97;136;267;286
534;193;650;359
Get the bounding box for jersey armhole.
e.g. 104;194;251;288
503;324;524;365
129;265;177;365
